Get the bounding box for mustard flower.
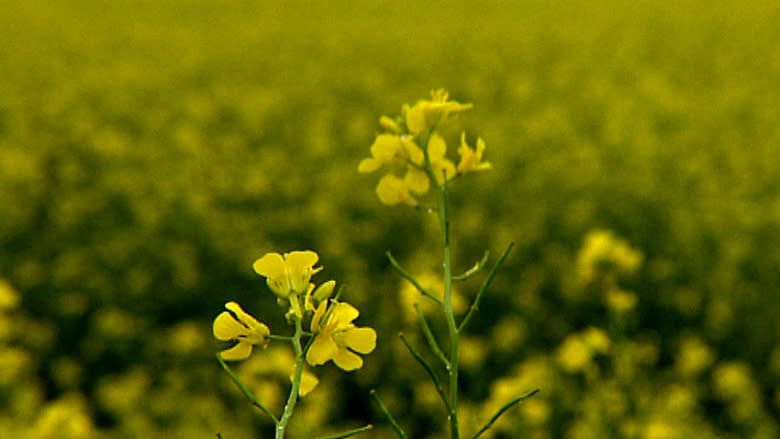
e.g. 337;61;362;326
253;250;322;299
306;301;377;371
456;132;492;174
358;133;424;174
213;301;270;361
404;89;473;135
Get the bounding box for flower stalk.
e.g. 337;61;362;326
361;89;536;438
213;250;375;438
276;313;305;439
435;175;461;439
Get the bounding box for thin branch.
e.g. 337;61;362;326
452;251;490;281
316;424;373;439
399;333;450;411
470;389;540;439
458;242;514;333
370;390;408;439
386;251;443;306
216;354;279;424
414;304;449;368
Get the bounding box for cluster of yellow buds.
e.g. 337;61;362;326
358;89;492;206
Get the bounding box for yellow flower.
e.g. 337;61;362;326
213;301;270;361
557;327;610;373
306;301;377;371
358;134;424;173
427;132;456;184
253;250;323;299
456;132;492;174
404;89;473;135
0;279;20;310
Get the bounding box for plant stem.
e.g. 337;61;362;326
370;390;408;439
436;179;460;439
276;315;305;439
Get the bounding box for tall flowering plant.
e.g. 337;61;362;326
360;89;538;438
213;250;375;439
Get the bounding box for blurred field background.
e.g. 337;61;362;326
2;0;780;437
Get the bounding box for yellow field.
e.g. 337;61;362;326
1;1;779;437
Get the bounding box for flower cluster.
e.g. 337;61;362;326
358;89;491;206
212;250;376;399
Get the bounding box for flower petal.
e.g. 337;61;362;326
311;300;328;333
404;167;430;195
401;137;425;165
253;253;286;279
428;133;447;159
220;341;253;361
213;310;246;341
306;333;338;366
285;250;319;271
297;369;320;396
227;302;269;339
331;302;360;326
286;250;320;293
336;327;377;354
333;348;363;371
405;103;426;134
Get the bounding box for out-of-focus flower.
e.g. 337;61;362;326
404;89;472;135
606;288;638;313
576;229;642;285
253;251;322;299
213;302;270;361
675;335;715;377
557;327;610;373
456;132;491;174
306;301;376;371
0;279;20;310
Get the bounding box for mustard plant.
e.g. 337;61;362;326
213;250;375;439
360;89;539;438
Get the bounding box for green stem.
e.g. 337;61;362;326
458;242;513;333
276;315;305;439
316;424;374;439
399;333;450;411
436;177;460;439
414;304;449;368
370;390;408;439
387;251;443;306
470;389;539;439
